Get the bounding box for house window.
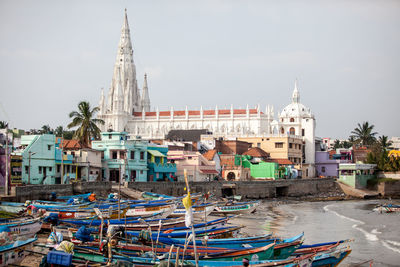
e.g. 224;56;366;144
140;170;143;174
101;152;104;159
289;143;293;149
188;156;192;159
48;145;51;150
120;151;125;159
140;152;145;160
131;170;136;179
257;143;261;148
109;134;112;139
25;166;29;174
275;142;283;148
302;129;305;136
322;167;326;173
112;151;117;159
289;127;295;135
38;166;42;174
49;167;52;172
57;165;60;172
130;151;135;159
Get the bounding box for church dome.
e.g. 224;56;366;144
279;80;313;118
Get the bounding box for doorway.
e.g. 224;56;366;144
109;169;120;183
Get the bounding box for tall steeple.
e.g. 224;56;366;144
141;73;151;112
99;88;106;114
292;79;300;103
113;67;124;113
108;8;140;114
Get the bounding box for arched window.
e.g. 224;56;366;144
289;127;295;135
280;127;285;134
290;118;295;122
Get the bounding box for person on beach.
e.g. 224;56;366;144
242;258;250;267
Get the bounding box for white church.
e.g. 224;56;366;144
97;10;316;176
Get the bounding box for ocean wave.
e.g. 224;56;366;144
382;240;400;254
386;240;400;247
323;204;378;242
371;229;382;234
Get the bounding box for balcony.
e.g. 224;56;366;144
148;162;176;173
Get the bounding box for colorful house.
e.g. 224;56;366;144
19;134;74;185
91;132;148;182
339;163;376;189
147;144;176;181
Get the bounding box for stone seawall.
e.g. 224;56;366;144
377;180;400;197
128;178;342;199
14;182;112;202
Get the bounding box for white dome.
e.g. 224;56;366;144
280;102;313;118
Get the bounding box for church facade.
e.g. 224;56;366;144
97;10;316;176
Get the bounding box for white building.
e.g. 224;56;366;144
97;10;316;177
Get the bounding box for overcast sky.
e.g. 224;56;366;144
0;0;399;139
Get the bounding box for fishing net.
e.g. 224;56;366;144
55;241;74;254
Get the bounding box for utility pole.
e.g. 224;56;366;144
4;124;9;195
61;134;64;184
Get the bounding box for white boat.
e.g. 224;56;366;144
125;203;176;218
169;204;215;218
0;236;37;266
212;201;260;215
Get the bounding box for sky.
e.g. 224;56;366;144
0;0;399;139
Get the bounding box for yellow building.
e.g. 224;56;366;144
238;136;303;164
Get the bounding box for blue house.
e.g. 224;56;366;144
92;132;148;182
147;145;176;181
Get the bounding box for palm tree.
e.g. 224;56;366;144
377;135;393;152
68;101;104;146
350;121;377;147
0;121;8;129
40;124;52;134
333;139;341;149
55;126;64;137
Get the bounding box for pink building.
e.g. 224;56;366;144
167;150;219;182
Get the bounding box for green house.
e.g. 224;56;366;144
339;163;376;189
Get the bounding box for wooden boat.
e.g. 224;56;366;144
197;243;275;261
0;217;42;237
374;204;400;213
0;205;25;214
293;240;349;256
212;201;260;215
311;248;352;267
125;203;176;218
0;236;37;266
169;204;215;218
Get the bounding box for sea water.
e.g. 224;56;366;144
227;199;400;266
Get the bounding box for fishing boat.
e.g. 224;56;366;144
311;248;352;267
0;217;42;237
0;236;37;266
125;203;176;218
374;204;400;213
169;204;215;218
212;201;260;215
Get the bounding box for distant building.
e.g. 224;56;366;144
339;163;376;189
96;10;317;177
167;150;218;181
390;137;400;150
91;132;148;182
315;151;352;178
147;144;176;181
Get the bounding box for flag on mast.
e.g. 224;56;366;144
183;169;193;227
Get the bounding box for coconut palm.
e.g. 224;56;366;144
377;135;393;152
55;126;64;137
68;101;104;146
0;121;8;129
350;121;377;147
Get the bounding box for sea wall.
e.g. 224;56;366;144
127;178;342;199
377;180;400;197
14;181;112;202
377;172;400;179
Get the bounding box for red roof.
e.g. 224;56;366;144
202;149;217;161
269;158;294;165
243;147;270;158
133;109;261;117
56;138;86;150
200;169;219;174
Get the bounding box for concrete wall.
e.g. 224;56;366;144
14;182;112;202
377;172;400;179
377;180;400;197
128;178;341;199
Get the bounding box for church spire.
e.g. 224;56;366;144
292;79;300;103
113;67;124;113
141;73;151;112
99;88;106;114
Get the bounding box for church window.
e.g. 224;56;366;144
281;118;284;122
289;127;295;135
275;142;283;148
302;129;305;136
289;143;293;149
290;118;295;122
109;134;112;139
280;127;284;134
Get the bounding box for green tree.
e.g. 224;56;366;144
333;139;341;149
350;121;378;147
67;101;104;146
377;135;393;152
40;124;52;134
0;121;8;129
